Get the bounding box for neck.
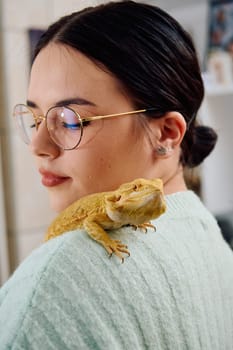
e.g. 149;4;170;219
163;164;187;195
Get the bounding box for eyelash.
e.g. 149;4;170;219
62;121;81;130
30;120;91;130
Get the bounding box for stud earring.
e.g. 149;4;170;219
156;146;168;156
156;145;173;156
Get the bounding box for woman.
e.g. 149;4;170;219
0;1;232;349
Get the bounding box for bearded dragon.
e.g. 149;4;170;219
45;178;166;261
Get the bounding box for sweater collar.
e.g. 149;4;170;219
161;190;207;220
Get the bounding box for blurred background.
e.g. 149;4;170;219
0;0;233;286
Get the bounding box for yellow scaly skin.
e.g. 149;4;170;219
45;178;166;262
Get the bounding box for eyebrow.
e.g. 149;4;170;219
26;97;96;108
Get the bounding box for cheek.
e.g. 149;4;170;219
65;120;151;194
68;148;112;182
82;150;115;178
67;145;120;194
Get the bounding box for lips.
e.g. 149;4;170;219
39;168;70;187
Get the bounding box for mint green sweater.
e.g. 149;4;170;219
0;191;233;349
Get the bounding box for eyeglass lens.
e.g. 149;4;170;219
13;105;83;150
47;106;83;149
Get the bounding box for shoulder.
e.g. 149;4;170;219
152;190;233;301
154;190;233;268
1;192;233;349
0;225;188;348
0;234;71;348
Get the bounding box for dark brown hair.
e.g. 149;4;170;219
33;0;217;167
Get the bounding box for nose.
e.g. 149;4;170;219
29;120;61;159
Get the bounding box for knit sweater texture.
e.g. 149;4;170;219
0;191;233;349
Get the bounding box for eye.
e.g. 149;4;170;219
58;108;79;130
58;107;91;130
62;121;81;130
106;194;121;203
62;120;90;130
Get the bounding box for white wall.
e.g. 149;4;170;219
171;2;208;66
0;138;10;285
0;0;10;285
1;0;209;275
200;91;233;215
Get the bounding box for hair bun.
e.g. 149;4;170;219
183;125;218;167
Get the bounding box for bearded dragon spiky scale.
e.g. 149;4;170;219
45;178;166;262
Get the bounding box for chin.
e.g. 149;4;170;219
49;195;76;213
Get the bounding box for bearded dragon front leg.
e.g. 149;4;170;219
131;222;156;233
83;217;130;262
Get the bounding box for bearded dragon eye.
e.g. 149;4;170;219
106;194;121;202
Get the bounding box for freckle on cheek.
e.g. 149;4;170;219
99;157;112;170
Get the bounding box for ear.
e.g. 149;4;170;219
149;112;186;156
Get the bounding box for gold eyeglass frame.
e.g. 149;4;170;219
13;103;157;150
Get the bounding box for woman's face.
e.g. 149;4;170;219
27;43;158;212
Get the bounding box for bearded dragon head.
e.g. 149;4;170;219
105;178;166;225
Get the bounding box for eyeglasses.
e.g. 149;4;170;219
13;104;156;150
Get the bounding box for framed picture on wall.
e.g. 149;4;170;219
208;0;233;55
205;0;233;85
